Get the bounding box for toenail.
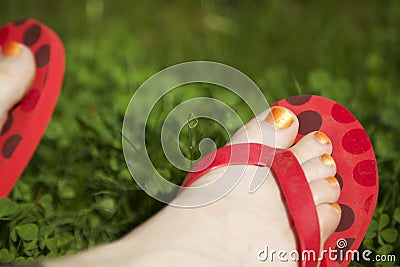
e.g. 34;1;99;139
314;131;330;145
2;41;22;57
330;203;342;214
321;154;335;166
265;107;294;129
325;176;339;186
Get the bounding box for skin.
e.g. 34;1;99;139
0;42;35;129
1;43;341;267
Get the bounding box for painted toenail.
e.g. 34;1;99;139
314;131;330;145
330;203;342;214
2;41;22;57
265;107;294;129
321;154;335;166
325;176;339;186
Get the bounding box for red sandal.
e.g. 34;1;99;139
0;19;65;197
183;95;378;267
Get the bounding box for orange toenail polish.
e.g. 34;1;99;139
2;41;22;57
321;154;335;166
314;131;330;145
325;176;339;186
331;203;342;214
265;107;294;129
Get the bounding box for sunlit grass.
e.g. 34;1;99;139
0;1;399;265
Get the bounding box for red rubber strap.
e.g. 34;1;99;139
184;143;274;187
271;149;320;266
183;143;319;267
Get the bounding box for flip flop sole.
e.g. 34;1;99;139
274;95;378;266
183;94;378;266
0;19;65;197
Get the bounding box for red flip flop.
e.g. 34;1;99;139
0;19;65;197
183;95;378;267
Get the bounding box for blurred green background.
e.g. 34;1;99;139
1;0;400;266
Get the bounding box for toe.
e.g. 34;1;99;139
301;154;336;183
230;106;299;149
310;177;341;206
289;125;341;250
317;203;342;245
0;41;35;127
290;131;332;164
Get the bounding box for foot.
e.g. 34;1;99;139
0;41;35;130
46;107;341;267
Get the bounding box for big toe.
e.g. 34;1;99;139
187;106;299;191
0;41;35;129
229;106;299;149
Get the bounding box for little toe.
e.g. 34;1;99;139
301;154;337;183
230;106;299;149
317;203;342;245
290;131;333;164
310;176;341;206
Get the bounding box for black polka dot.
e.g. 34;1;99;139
35;45;50;68
2;135;22;158
43;71;48;85
334;238;355;263
297;110;322;135
335;173;343;189
335;204;355;232
13;19;27;26
286;95;312;106
0;113;13;135
23;24;41;46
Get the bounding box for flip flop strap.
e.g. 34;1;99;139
183;143;320;267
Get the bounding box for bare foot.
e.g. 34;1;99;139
0;41;35;130
46;107;341;267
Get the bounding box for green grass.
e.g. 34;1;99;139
1;0;400;266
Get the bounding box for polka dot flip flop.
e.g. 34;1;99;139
0;19;65;197
183;95;378;267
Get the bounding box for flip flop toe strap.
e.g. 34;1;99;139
271;148;320;267
184;143;320;267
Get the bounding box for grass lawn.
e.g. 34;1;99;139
0;0;399;266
